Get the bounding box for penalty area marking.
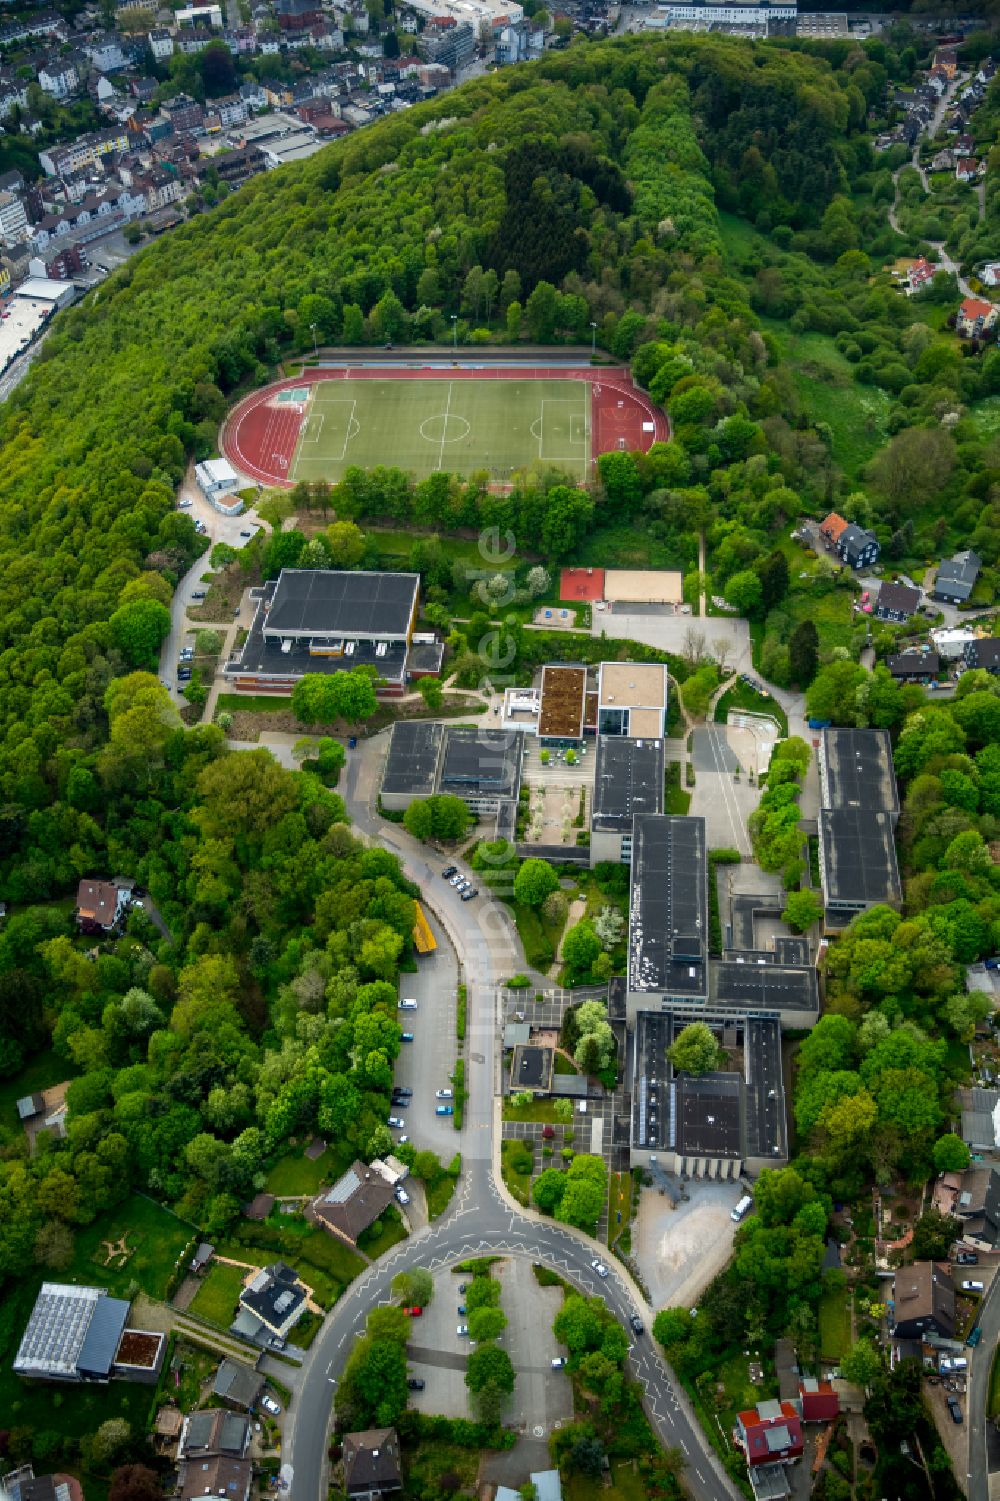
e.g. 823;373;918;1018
539;398;591;466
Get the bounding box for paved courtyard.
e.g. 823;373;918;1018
689;724;760;856
594;607;751;670
633;1180;744;1310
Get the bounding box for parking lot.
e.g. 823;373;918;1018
393;909;460;1162
405;1259;573;1432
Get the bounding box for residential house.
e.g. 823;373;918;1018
887;651;939;681
891;1261;955;1340
175;1;224;24
0;191;29;245
874;581;920;622
957;297;999;340
933;45;957;77
161;93;203;133
734;1401;804;1468
215;93;247;127
38;58;81;100
0;1468;85;1501
75;877;131;933
148;27;175;59
798;1378;840;1423
176;26;218;54
963;637;1000;676
930;149;954;171
982;263;1000;288
819;511;848;548
233;1262;307;1345
261;78;293;106
956;156;980;183
837;523;880;570
906;256;938;294
342;1428;403;1500
933;548;980;605
310;1159;396;1246
239;79;267;110
958;1086;1000;1152
211;1357;265;1411
38;128;128;178
83;33;128;71
176;1409;251;1501
0;72;31;118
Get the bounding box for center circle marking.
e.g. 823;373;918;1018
420;413;471;444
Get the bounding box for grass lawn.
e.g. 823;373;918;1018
554;1052;580;1075
608;1171;632;1250
715;1350;779;1438
564;1460;650;1501
503;1096;560;1124
665;782;692;814
574;523;697;573
220;1222;365;1306
215;692;295;715
501;1137;534;1207
425;1172;458;1220
357;1207;408;1260
189;1262;247;1328
265;1141;354;1196
369;525;506;570
512;900;562;970
818;1284;852;1361
404;1438;480;1496
969;395;1000;440
66;1194;195;1302
714;679;788;738
759;320;891;479
291;376;593;485
0;1046;79;1135
783;578;859;656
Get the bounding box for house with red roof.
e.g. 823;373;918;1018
957;298;999;340
734;1400;804;1467
819;512;848;546
956;157;981;183
906;257;938;294
799;1377;840;1423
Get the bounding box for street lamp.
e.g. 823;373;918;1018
310;322;318;357
451;314;458;350
590;320;597;359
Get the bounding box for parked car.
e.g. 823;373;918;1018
442;865;457;879
461;889;477;902
191;590;206;600
956;1251;979;1265
551;1357;567;1369
261;1396;281;1416
399;998;418;1011
407;1378;425;1391
402;1306;422;1317
177;668;193;682
436;1089;453;1100
388;1115;406;1129
239;528;253;538
457;1324;470;1336
591;1259;609;1279
436;1105;454;1116
178;498;192;508
947;1397;963;1425
458;1304;466;1315
961;1280;984;1293
458;1283;468;1294
401;1032;414;1043
395;1187;410;1206
966;1327;982;1348
392;1086;413;1098
630;1315;644;1335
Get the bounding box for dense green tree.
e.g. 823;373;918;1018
513;858;560;908
668;1022;720;1075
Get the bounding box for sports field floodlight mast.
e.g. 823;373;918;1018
310;323;318;357
590;320;597;358
451;314;458;349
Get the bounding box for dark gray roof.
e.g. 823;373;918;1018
838;522;878;559
820;808;901;908
935;550;980;601
212;1357;264;1408
819;728;898;815
77;1294;130;1378
887;652;939;677
628;815;708;997
264;569;419;640
382;720;443;796
710;958;819;1015
592;736;664;829
876;581;919;616
967;638;1000;670
439;727;521;798
239;1263;304;1333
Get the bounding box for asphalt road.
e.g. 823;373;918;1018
393;903;461;1160
281;745;741;1501
967;1268;1000;1501
158;476;263;700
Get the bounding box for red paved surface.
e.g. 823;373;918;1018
222;365;669;489
560;568;606;602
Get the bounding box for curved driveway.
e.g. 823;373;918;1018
283;743;739;1501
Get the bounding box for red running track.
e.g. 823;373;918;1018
221;365;670;490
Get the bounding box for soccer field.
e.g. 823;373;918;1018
288;377;592;483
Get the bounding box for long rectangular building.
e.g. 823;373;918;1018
817;728;901;930
626;814;709;1019
590;736;664;867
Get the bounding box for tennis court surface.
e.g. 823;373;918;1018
223;366;668;488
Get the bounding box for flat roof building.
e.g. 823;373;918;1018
626;814;708;1019
817;729;900;930
14;1284;130;1383
603;569;683;606
709;953;819;1026
597;662;668;739
227;569;435;696
379;721;522;827
630;1009;786;1174
590;736;664;867
538;664;587;744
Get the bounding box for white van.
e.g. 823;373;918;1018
940;1356;968;1372
731;1195;753;1223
